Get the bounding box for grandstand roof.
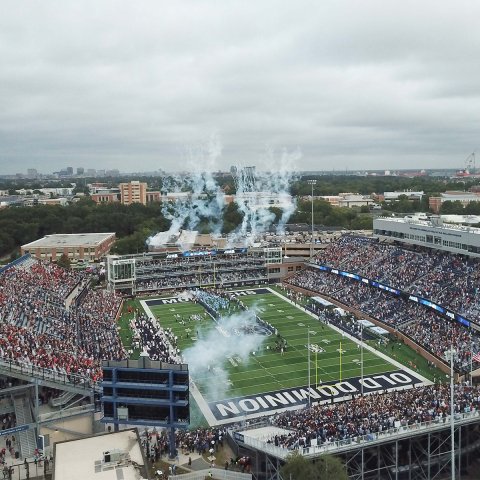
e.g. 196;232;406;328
378;216;480;234
53;428;148;480
22;232;115;248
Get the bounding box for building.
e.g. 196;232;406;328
234;191;293;211
53;428;149;480
382;190;424;202
16;188;73;196
314;193;374;208
91;192;119;203
89;184;120;203
119;181;147;205
21;232;116;262
101;357;189;447
76;167;84;175
316;195;341;206
373;216;480;257
146;191;161;203
37;197;68;206
429;191;480;213
338;194;374;208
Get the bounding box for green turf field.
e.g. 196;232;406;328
146;289;398;402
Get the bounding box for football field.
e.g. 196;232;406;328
141;288;428;425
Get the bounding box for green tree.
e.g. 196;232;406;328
222;202;244;233
280;451;348;480
351;215;373;229
440;200;464;214
111;227;153;255
0;232;15;256
57;254;71;269
9;250;20;263
269;206;284;224
464;201;480;215
388;195;416;214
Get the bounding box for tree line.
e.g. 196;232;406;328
0;197;373;260
1;174;479;259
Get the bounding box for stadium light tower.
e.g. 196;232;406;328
444;347;457;480
307;328;311;406
360;323;364;397
307;180;317;259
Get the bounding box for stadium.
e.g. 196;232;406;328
1;215;480;479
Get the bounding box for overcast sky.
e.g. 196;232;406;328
1;1;479;174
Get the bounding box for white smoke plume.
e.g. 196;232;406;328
229;146;300;245
147;134;226;249
147;138;300;250
183;308;267;401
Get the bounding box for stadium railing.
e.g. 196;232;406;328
0;356;100;392
0;253;31;275
232;410;480;460
168;468;252;480
38;403;95;424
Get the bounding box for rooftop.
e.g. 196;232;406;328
22;232;115;248
376;216;480;235
53;428;148;480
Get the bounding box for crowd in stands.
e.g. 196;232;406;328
313;235;480;320
133;255;266;293
136;256;264;271
0;258;125;381
136;269;266;293
403;317;479;370
289;267;480;371
76;289;125;361
269;384;480;450
132;312;181;363
284;235;480;371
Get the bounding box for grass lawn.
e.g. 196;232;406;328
117;288;443;426
147;290;399;403
367;339;441;383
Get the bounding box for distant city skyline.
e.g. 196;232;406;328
3;165;464;178
1;1;480;174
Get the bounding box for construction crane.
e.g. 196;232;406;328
456;152;476;177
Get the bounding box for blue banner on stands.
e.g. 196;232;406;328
0;424;30;436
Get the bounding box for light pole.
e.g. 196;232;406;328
445;347;457;480
307;180;317;259
307;328;311;406
360;323;364;397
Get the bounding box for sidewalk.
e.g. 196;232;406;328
0;433;52;479
155;446;231;477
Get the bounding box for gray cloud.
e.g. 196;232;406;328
1;0;479;174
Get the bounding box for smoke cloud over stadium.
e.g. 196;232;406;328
146;136;299;250
229;146;299;244
147;135;226;250
182;308;267;401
